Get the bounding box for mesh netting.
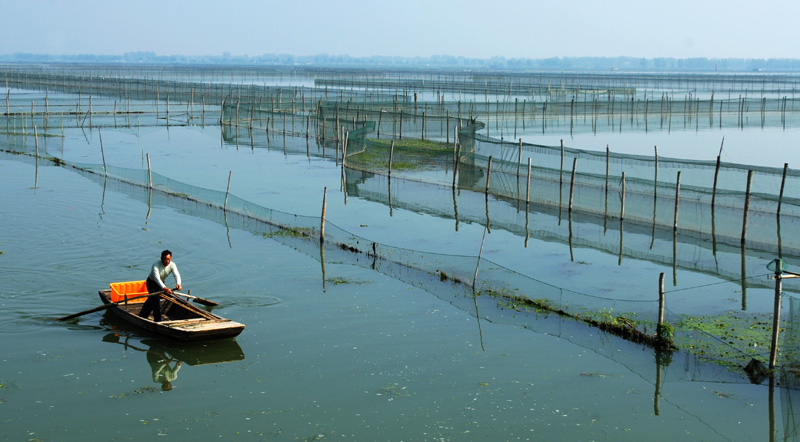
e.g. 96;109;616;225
6;65;800;382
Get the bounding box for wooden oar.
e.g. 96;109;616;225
58;290;165;321
173;290;219;307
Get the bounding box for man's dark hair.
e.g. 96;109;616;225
161;250;172;259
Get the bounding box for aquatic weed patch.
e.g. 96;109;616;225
347;138;453;171
480;287;674;350
675;311;777;368
367;138;452;152
325;277;371;285
260;227;315;239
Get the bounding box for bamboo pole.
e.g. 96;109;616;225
711;155;721;209
672;170;681;232
399;110;404;140
485;156;493;196
770;267;783;369
320;187;327;242
146;153;152;189
657;273;666;338
342;130;348;167
741;170;754;243
559;139;564;187
388;140;395;177
472;227;488;291
778;162;788;217
99;127;106;175
568;158;577;213
452;144;460;190
620;172;626;220
526;158;532;203
421;111;425;141
446;110;449;144
605;145;610;192
224;170;232;212
711;138;724;209
654;145;658;188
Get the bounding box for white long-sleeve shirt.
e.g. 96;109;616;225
148;260;181;289
153;361;182;383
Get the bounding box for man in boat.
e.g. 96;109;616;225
139;249;182;322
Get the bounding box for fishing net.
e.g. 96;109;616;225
6;64;800;384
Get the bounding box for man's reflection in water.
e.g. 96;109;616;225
147;349;182;391
102;329;245;393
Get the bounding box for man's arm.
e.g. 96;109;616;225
171;263;182;291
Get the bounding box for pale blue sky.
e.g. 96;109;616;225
1;0;798;59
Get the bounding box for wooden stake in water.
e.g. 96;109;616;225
559;139;565;187
741;170;754;243
778;162;788;217
673;171;681;231
712;155;722;209
342;130;349;167
399;109;404;140
657;272;666;337
620;172;626;220
224;170;232;212
146;153;152;189
320;187;328;243
568;158;577;213
605;145;610;192
653;145;658;189
711;138;724;209
421;111;426;141
770;266;784;369
452;144;460;190
485;156;493;196
526;158;532;203
473;226;488;290
99;127;106;175
388;140;395;177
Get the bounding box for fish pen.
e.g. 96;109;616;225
6;63;800;379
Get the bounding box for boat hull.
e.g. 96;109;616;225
98;290;244;341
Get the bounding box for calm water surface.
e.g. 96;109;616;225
0;123;795;440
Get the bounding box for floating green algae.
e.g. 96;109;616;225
675;310;779;369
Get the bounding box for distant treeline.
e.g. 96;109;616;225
3;52;800;72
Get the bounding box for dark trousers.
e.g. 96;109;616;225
139;278;163;321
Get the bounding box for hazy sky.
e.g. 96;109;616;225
2;0;798;59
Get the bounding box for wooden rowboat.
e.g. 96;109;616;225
98;282;244;341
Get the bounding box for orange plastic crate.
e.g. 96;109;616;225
109;280;149;303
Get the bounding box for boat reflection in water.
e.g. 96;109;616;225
100;314;245;391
